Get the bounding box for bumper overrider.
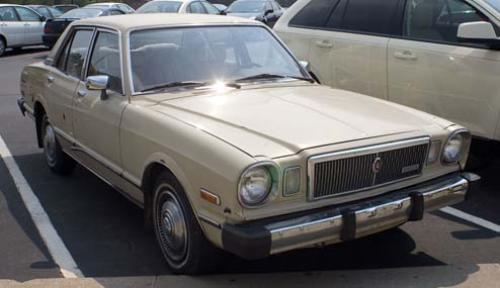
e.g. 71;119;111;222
221;172;480;260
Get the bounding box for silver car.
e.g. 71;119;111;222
0;4;46;56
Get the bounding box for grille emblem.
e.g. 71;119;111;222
372;157;383;174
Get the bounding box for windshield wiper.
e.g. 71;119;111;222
235;73;315;83
140;81;208;93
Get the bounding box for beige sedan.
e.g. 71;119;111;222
19;14;479;274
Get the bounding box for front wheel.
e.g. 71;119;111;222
41;115;75;175
152;171;221;274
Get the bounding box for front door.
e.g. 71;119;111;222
73;29;126;172
388;0;500;139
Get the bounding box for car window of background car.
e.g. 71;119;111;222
227;1;266;13
188;2;207;13
201;1;221;14
289;0;340;28
403;0;486;43
87;31;122;94
129;26;304;92
15;7;41;21
136;1;182;13
66;30;94;78
327;0;401;35
271;1;280;11
119;4;135;12
60;8;102;19
484;0;500;12
48;7;63;17
109;9;124;15
0;7;19;21
34;7;51;18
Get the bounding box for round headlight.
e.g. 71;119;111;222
442;130;469;164
239;166;272;207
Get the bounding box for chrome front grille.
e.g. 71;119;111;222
309;138;429;200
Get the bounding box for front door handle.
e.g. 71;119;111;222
394;50;417;60
315;39;333;49
47;76;54;83
77;89;87;97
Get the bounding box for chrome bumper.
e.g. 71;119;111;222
221;172;480;260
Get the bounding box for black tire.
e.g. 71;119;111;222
41;115;75;175
0;38;5;57
152;171;222;274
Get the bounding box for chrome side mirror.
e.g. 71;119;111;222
86;75;109;100
299;60;310;71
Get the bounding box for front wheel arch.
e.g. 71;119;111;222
34;101;46;148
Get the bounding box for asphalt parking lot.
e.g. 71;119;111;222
0;48;499;284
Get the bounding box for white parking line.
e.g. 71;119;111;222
440;206;500;233
0;134;83;278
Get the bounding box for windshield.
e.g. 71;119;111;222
485;0;500;12
129;26;305;93
227;1;266;13
136;1;182;13
60;8;102;18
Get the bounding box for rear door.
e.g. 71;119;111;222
321;0;403;100
0;6;24;46
44;28;94;137
14;6;44;45
387;0;500;139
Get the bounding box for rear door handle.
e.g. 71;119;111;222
47;76;54;83
315;40;333;48
394;50;417;60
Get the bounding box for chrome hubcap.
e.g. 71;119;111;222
43;124;57;166
156;190;188;262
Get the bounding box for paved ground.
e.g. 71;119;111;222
0;49;498;284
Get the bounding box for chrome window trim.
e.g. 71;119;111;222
125;23;311;96
307;137;431;201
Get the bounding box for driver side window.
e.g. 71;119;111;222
403;0;488;44
87;31;123;94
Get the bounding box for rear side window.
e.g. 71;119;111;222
289;0;340;28
336;0;402;35
15;7;42;21
66;30;94;78
0;7;19;21
188;2;206;13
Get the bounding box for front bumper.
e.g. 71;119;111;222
221;172;480;260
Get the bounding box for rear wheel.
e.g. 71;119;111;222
41;115;75;175
0;38;5;57
152;171;221;274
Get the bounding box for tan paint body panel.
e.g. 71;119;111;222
21;14;466;249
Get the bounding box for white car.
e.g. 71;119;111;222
0;4;46;56
136;0;222;14
84;2;135;13
275;0;500;141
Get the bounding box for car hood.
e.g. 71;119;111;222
148;84;452;158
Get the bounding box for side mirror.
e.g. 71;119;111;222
457;21;500;48
86;75;109;100
299;60;310;71
40;15;47;22
264;9;273;15
219;10;226;15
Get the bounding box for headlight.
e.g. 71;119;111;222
442;129;471;166
238;163;277;207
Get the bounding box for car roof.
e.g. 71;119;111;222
0;4;23;7
74;13;259;31
87;3;119;6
